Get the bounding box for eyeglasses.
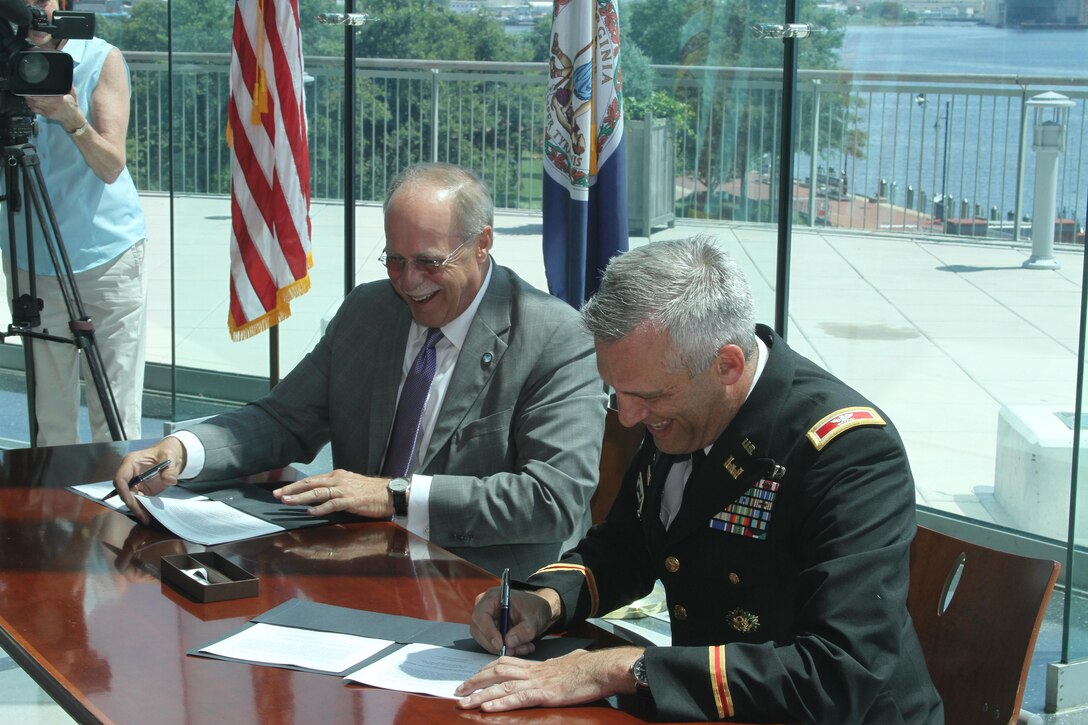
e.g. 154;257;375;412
379;237;474;273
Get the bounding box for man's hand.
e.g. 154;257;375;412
113;438;186;525
469;586;561;657
273;471;394;518
455;647;643;712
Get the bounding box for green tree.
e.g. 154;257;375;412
339;1;531;200
619;0;858;219
350;0;516;60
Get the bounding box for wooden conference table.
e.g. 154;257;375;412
0;439;704;725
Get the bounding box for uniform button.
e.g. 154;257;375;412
664;556;680;573
729;572;740;585
673;604;688;621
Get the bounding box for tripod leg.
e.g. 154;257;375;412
1;253;41;447
11;144;128;442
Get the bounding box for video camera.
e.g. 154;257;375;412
0;0;94;140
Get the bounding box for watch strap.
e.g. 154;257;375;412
630;654;649;689
388;477;410;517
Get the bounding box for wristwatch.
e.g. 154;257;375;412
387;477;410;517
630;654;649;690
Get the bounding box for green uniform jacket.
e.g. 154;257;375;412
528;325;943;724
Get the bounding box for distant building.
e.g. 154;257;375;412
892;0;984;18
448;1;484;13
985;0;1088;26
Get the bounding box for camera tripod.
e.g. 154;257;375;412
1;137;125;445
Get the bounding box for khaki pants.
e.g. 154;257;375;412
4;241;148;445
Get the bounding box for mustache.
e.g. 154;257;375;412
399;285;440;298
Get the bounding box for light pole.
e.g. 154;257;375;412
1023;91;1075;270
914;93;926;213
939;100;950;212
915;94;951;221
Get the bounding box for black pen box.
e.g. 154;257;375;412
160;552;259;603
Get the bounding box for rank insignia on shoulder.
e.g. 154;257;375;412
806;406;886;451
726;608;760;633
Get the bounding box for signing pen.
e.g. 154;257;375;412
103;459;172;501
499;566;511;657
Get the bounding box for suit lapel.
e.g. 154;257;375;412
420;264;512;469
643;448;680;548
366;288;413;472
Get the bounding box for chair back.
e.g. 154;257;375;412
907;526;1059;725
591;408;645;525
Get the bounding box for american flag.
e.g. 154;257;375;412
226;0;312;341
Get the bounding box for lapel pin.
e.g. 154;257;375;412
481;352;494;366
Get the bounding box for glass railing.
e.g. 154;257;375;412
123;51;1088;241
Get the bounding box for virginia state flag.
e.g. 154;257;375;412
542;0;627;307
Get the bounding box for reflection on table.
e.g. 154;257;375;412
0;439;690;724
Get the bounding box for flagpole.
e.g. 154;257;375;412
343;0;357;296
270;326;279;388
167;0;177;419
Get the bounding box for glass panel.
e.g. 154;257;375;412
95;2;348;388
621;0;787;323
791;0;1087;674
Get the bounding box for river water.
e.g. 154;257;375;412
833;24;1087;226
841;24;1088;78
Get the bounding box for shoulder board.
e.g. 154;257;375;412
806;406;886;451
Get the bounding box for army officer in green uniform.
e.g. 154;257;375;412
456;237;943;724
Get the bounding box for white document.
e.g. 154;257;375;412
589;616;672;648
71;480;204;506
70;481;129;510
71;480;283;546
344;642;495;698
201;623;394;674
139;495;285;545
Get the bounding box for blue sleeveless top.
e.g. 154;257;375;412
7;38;147;275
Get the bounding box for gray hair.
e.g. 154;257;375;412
383;163;494;242
581;236;757;375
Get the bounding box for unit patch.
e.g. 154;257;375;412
806;406;886;451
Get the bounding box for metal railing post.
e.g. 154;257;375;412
1014;87;1029;242
431;69;440;163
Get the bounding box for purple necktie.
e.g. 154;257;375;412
382;327;444;477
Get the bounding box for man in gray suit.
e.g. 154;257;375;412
112;163;608;577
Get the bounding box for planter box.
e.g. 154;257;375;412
625;114;676;237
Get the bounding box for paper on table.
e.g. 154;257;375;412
200;623;394;674
589;615;672;648
70;480;205;508
70;481;129;510
344;642;495;698
139;496;285;545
